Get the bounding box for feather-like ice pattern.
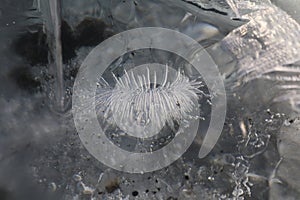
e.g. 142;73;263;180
223;0;300;111
95;66;202;138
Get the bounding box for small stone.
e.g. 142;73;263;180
73;174;82;182
82;186;94;195
49;182;57;192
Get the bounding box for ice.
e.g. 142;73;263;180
1;0;300;199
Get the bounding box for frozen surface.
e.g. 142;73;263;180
0;0;299;199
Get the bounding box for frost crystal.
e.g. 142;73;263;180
96;65;202;138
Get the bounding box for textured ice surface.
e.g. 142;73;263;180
0;0;300;200
222;0;300;112
221;1;300;199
